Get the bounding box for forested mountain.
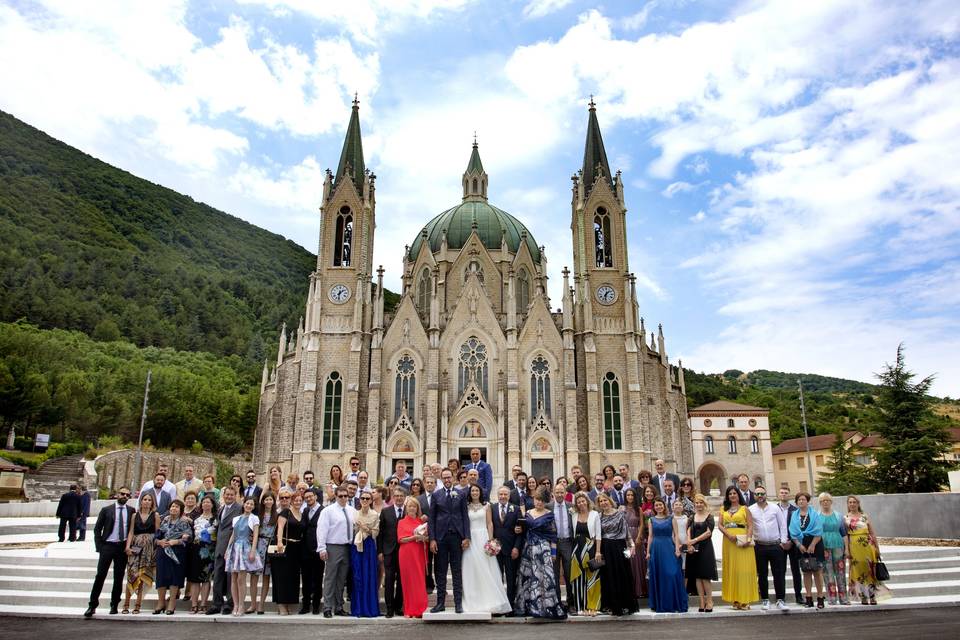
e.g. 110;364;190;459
0;110;314;366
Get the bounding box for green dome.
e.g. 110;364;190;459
408;201;542;263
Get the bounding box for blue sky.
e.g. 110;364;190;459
1;0;958;395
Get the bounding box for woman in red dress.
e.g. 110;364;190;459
397;496;429;618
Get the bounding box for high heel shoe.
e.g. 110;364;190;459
805;597;814;608
152;608;164;615
817;597;825;610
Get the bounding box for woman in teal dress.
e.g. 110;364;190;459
513;488;567;620
646;498;688;613
818;493;849;605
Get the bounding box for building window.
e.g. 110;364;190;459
815;454;824;466
799;480;808;492
602;372;622;449
322;372;343;449
750;436;760;454
530;356;551;420
333;206;353;267
855;454;873;465
796;456;805;469
778;458;786;470
416;268;430;321
593;207;613;267
705;435;714;454
727;418;735;428
516;267;530;314
394;355;416;422
464;260;484;284
727;436;737;454
458;336;488;398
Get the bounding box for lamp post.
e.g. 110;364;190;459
132;370;151;492
798;378;815;492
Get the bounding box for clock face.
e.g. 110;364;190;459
328;284;351;304
596;284;616;305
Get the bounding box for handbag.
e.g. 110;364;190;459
267;544;283;558
873;557;890;582
800;554;818;572
128;545;142;555
735;534;754;547
587;554;605;571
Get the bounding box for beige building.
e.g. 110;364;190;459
689;400;775;495
251;99;693;483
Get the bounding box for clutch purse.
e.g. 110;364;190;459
735;534;754;547
587;555;605;571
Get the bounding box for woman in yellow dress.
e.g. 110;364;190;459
717;485;759;610
844;495;882;605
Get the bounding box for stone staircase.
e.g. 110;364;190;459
24;455;85;501
0;541;956;617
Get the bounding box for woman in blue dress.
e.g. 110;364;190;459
513;488;567;620
154;499;193;615
248;493;277;614
646;497;688;613
225;496;263;617
350;490;381;617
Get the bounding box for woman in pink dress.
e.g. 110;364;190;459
397;496;429;617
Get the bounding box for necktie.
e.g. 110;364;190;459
501;505;506;521
447;489;452;499
396;506;402;520
343;507;352;541
118;507;125;541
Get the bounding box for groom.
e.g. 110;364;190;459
429;468;470;613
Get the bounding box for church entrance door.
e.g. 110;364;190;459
530;458;553;482
447;417;498;483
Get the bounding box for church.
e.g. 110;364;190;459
252;99;694;484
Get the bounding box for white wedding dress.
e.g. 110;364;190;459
461;504;513;614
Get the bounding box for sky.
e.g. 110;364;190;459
1;0;958;396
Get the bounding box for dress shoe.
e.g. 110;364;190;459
83;607;95;619
323;610;332;618
335;609;347;616
455;605;464;614
109;606;118;615
385;610;394;618
298;603;311;615
221;607;233;615
430;603;445;613
205;606;221;615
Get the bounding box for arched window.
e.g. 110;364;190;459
750;436;760;454
602;372;622;449
472;178;478;193
705;435;715;454
322;371;343;449
464;260;484;284
333;206;353;267
530;356;551;420
394;355;416;422
727;418;735;428
416;268;431;321
593;206;612;268
727;436;737;454
458;337;488;398
516;267;530;314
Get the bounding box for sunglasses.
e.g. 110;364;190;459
360;496;371;501
755;492;766;497
351;462;360;466
337;494;349;499
119;492;131;497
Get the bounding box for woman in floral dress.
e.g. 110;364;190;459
187;495;217;613
249;492;277;614
513;488;567;620
845;495;883;605
818;492;849;605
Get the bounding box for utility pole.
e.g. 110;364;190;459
132;370;151;493
798;378;815;492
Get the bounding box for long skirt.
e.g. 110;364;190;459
270;540;302;604
513;539;567;619
627;524;648;598
570;534;601;612
848;531;880;599
350;537;380;617
156;545;187;589
599;538;638;615
823;547;849;604
125;533;156;591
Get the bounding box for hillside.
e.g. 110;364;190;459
0;110;315;366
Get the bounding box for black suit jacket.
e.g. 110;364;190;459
241;484;263;502
378;503;404;556
508;488;533;510
92;502;135;553
491;501;524;553
739;489;757;507
428;486;470;541
417;492;433;519
651;473;681;496
56;492;80;519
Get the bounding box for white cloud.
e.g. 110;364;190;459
685;155;709;175
621;1;658;31
662;180;701;197
689;210;705;223
523;0;573;20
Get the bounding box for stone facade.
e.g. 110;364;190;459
689;400;776;495
253;100;693;483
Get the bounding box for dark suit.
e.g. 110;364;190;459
550;500;574;607
301;503;325;612
464;460;493;500
491;501;524;604
77;491;91;540
509;487;533;510
88;502;134;610
56;490;80;541
739;488;757;507
140;486;172;516
651;473;681;496
428;486;470;607
211;501;241;610
504;478;519;492
379;504;405;614
241;484;263;502
607;486;627;507
418;493;435;591
781;503;802;601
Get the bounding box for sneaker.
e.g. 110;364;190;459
761;600;770;611
776;600;788;611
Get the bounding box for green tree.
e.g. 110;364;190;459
816;430;872;495
869;344;955;493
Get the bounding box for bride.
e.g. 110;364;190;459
462;484;513;614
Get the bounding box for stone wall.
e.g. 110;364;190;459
95;450;248;493
829;493;960;539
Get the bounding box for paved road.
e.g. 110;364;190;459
1;608;957;640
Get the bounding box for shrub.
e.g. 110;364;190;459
190;440;204;455
214;457;236;488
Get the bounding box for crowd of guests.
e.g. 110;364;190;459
82;454;887;619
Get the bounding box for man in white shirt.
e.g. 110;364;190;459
175;465;200;500
357;470;370;493
139;463;176;503
617;464;640;490
316;487;356;617
651;458;680;496
661;479;678;512
748;485;789;611
551;484;573;609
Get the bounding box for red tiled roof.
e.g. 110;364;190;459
774;427;960;456
690;400;768;413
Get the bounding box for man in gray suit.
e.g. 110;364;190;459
206;486;241;615
550;484;574;609
651;459;681;496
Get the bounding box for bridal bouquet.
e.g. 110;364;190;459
484;539;501;556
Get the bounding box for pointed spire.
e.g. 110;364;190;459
261;358;269;391
462;138;488;201
581;97;613;196
334;94;365;192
